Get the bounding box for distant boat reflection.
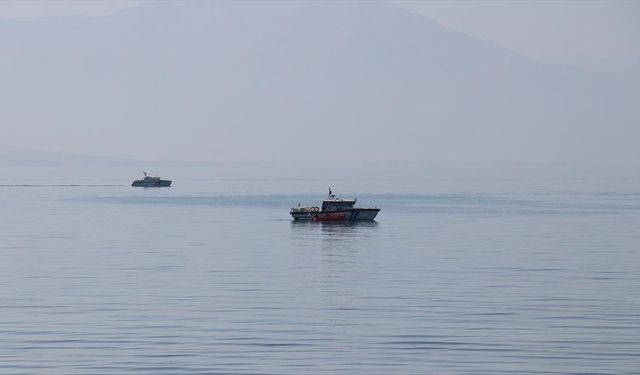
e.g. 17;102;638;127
290;220;378;235
290;220;379;252
319;220;378;235
290;221;380;283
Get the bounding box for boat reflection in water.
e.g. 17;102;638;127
290;218;379;242
290;220;380;261
290;188;380;222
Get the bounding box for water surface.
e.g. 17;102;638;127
1;167;639;374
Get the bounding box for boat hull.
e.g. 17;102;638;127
132;180;172;187
291;208;379;222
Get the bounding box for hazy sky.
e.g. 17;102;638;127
1;0;638;169
1;0;638;80
0;0;144;18
391;0;640;80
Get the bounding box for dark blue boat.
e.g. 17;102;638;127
131;172;172;187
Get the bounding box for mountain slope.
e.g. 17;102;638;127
1;0;637;167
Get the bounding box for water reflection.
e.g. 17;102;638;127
320;220;378;234
290;220;379;237
290;220;379;255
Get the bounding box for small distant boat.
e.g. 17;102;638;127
131;171;172;187
290;188;380;222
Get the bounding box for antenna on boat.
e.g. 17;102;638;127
328;186;336;200
143;171;148;177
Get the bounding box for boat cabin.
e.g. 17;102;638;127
321;198;356;212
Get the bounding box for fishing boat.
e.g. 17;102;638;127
131;172;172;187
290;189;380;222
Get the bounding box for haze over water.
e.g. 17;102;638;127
1;165;639;374
2;0;639;373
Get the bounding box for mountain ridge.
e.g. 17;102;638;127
1;0;637;169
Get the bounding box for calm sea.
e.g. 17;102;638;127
1;166;639;374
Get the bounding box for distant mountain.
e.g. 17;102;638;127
1;0;638;168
